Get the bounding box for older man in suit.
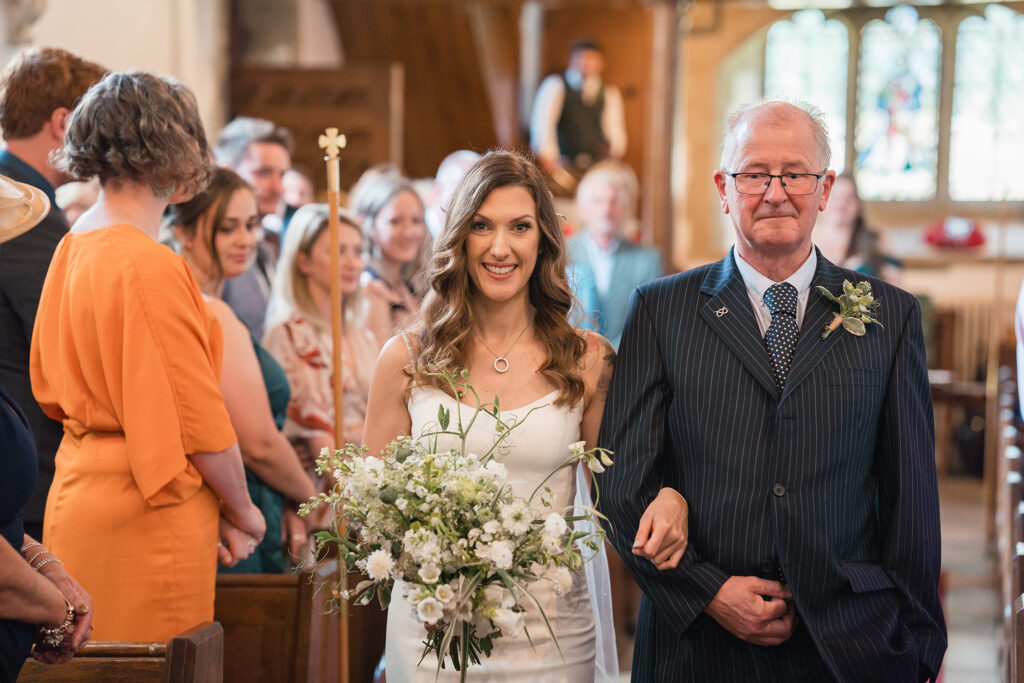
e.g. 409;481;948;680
569;160;661;349
596;100;945;681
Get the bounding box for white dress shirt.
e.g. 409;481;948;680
529;70;627;163
733;249;817;337
582;233;621;296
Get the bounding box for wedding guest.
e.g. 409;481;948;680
282;166;315;234
264;204;379;470
0;172;92;679
425;149;481;237
54;178;99;227
569;160;662;349
165;167;320;571
349;170;429;345
815;173;902;284
30;70;265;642
363;150;686;680
0;46;106;542
214;116;294;341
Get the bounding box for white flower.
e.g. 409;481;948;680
417;597;444;625
418;563;441;584
586;458;605;474
542;535;562;555
483;520;501;536
492;608;525;637
484;460;507;479
365;549;395;582
408;589;424;606
548;566;573;595
500;500;532;536
483;583;516;609
489;540;514;569
395;497;407;511
543;513;568;537
435;584;455;604
568;440;587;458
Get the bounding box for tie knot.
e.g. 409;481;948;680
764;282;798;316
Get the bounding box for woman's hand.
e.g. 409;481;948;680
36;562;93;655
223;502;266;545
632;487;689;570
218;517;258;568
283;508;313;564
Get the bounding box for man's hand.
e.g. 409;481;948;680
218;517;258;568
632;487;688;570
705;576;796;646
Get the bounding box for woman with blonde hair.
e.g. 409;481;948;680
364;150;686;680
165;167;320;570
30;71;264;641
264;204;379;472
349;170;429;345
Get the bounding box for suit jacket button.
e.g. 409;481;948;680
772;483;786;497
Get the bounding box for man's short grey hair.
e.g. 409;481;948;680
213;116;294;169
719;98;831;171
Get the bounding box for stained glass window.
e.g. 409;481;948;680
949;4;1024;201
764;9;848;172
855;5;941;200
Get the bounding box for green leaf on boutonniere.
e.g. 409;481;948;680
817;279;882;339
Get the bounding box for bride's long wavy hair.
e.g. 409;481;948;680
409;150;586;407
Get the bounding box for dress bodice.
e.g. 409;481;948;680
407;386;584;510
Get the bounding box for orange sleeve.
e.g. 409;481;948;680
114;242;237;506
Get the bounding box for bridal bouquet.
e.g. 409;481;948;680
300;370;612;681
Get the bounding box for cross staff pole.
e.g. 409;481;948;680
318;127;350;683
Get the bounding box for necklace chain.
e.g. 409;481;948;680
477;322;531;374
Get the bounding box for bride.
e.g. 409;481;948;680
363;150;688;681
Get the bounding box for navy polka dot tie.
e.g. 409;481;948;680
763;282;799;392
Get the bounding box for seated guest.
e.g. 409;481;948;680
214;117;294;341
30;70;265;642
425;149;481;237
264;205;379;470
0;172;92;679
54;178;99;228
165;167;320;571
568;160;662;348
815;173;902;284
349;170;429;345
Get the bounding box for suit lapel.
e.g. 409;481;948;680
698;252;778;397
781;253;847;401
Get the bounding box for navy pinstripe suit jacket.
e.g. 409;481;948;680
596;249;946;682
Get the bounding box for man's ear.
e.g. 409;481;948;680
48;108;72;141
818;171;837;212
713;171;730;215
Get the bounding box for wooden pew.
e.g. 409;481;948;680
18;621;222;682
1015;594;1024;683
214;561;386;683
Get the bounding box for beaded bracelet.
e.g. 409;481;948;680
21;541;42;554
33;557;63;572
37;598;76;649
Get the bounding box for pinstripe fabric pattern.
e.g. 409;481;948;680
595;249;946;682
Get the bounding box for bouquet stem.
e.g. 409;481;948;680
460;622;470;683
822;314;843;339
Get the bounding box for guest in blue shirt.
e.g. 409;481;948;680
568;160;662;348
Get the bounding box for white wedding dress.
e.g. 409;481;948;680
384;386;617;682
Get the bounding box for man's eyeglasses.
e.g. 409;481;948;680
724;172;825;196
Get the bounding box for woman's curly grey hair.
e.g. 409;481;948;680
54;70;212;195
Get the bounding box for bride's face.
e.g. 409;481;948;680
465;185;540;306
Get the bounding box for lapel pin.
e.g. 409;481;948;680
715;306;729;318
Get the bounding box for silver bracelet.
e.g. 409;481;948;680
21;541;42;554
26;549;50;566
32;556;62;572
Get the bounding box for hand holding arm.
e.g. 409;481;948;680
632;487;688;570
191;442;266;541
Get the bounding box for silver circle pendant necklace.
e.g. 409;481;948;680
477;322;531;373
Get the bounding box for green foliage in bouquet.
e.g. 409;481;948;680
299;369;612;682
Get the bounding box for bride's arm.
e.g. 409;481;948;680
580;332;688;571
362;335;414;457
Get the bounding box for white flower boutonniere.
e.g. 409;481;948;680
816;279;883;339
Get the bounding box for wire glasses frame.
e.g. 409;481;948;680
724;172;826;196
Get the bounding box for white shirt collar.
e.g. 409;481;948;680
734;247;817;302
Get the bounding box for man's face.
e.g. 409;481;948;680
578;179;629;243
569;48;604;80
235;142;290;217
713;109;835;264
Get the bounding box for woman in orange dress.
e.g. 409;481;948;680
30;71;265;642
